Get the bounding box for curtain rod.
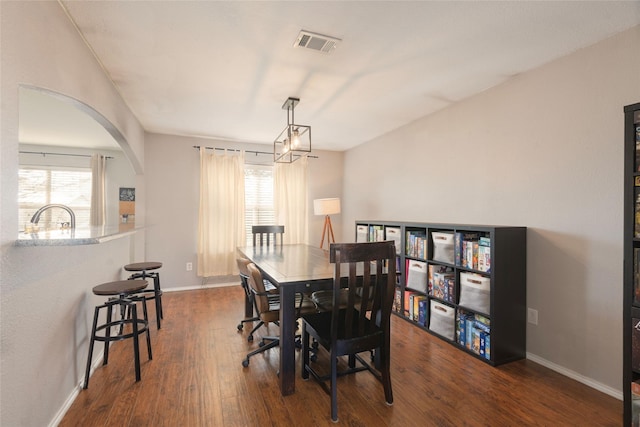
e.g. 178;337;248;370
193;145;318;159
19;150;114;159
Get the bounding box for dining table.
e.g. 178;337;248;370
236;243;335;396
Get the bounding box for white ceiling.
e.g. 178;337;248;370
24;1;640;152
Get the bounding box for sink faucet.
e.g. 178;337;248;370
30;204;76;229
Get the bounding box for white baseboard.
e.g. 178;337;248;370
49;356;104;427
49;384;81;427
163;282;238;292
526;352;622;401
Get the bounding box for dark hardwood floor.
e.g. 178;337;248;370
60;286;621;426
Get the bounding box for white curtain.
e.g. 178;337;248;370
90;154;106;226
274;156;309;244
197;148;246;277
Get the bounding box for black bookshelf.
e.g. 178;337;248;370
623;102;640;426
356;220;526;366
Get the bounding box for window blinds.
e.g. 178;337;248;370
18;167;92;230
244;165;274;245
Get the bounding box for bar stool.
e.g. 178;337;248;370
83;280;152;389
124;262;164;329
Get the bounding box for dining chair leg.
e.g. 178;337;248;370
247;320;265;342
301;323;310;380
380;346;393;405
331;348;338;422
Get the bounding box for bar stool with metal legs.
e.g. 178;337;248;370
124;262;163;329
83;280;152;389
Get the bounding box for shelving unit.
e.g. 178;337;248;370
356;220;526;366
623;102;640;426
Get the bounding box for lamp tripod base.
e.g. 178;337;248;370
319;215;335;250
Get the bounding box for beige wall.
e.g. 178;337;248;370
144;132;344;289
342;25;640;395
1;3;145;426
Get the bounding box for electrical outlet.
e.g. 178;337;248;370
186;262;193;271
527;308;538;325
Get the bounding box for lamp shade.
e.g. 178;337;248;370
314;198;341;216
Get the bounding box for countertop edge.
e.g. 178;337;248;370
14;227;140;247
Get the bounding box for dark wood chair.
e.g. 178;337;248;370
252;225;284;246
301;241;396;422
242;263;316;368
248;224;284;315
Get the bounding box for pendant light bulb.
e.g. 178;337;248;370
291;129;300;148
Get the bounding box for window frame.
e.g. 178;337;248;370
244;163;275;246
18;165;92;231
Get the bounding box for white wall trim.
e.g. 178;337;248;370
49;356;104;427
526;352;622;401
163;282;238;292
48;385;79;427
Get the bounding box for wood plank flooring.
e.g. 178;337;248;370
60;286;621;426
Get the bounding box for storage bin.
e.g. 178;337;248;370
429;300;455;341
356;225;368;243
459;272;491;314
406;260;427;293
432;231;454;264
385;227;402;255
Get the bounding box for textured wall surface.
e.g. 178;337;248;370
1;3;145;426
342;26;640;395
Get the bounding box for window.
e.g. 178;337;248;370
244;164;274;245
19;167;92;230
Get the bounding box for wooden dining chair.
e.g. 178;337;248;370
249;224;285;311
251;225;284;247
301;241;396;422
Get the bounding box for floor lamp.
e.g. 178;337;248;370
314;198;340;250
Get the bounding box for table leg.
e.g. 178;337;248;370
279;285;296;395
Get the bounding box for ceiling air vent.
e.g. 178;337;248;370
294;30;341;54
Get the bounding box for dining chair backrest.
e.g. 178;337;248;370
302;240;396;421
252;225;285;247
236;257;252;297
329;241;396;342
246;262;272;316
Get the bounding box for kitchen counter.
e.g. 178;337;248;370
15;224;140;246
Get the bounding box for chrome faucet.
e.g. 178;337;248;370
30;204;76;229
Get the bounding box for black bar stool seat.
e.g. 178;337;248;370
83;280;152;389
124;262;164;329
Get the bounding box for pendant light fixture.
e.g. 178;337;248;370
274;97;311;163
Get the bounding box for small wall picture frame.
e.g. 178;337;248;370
119;187;135;224
119;187;136;202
